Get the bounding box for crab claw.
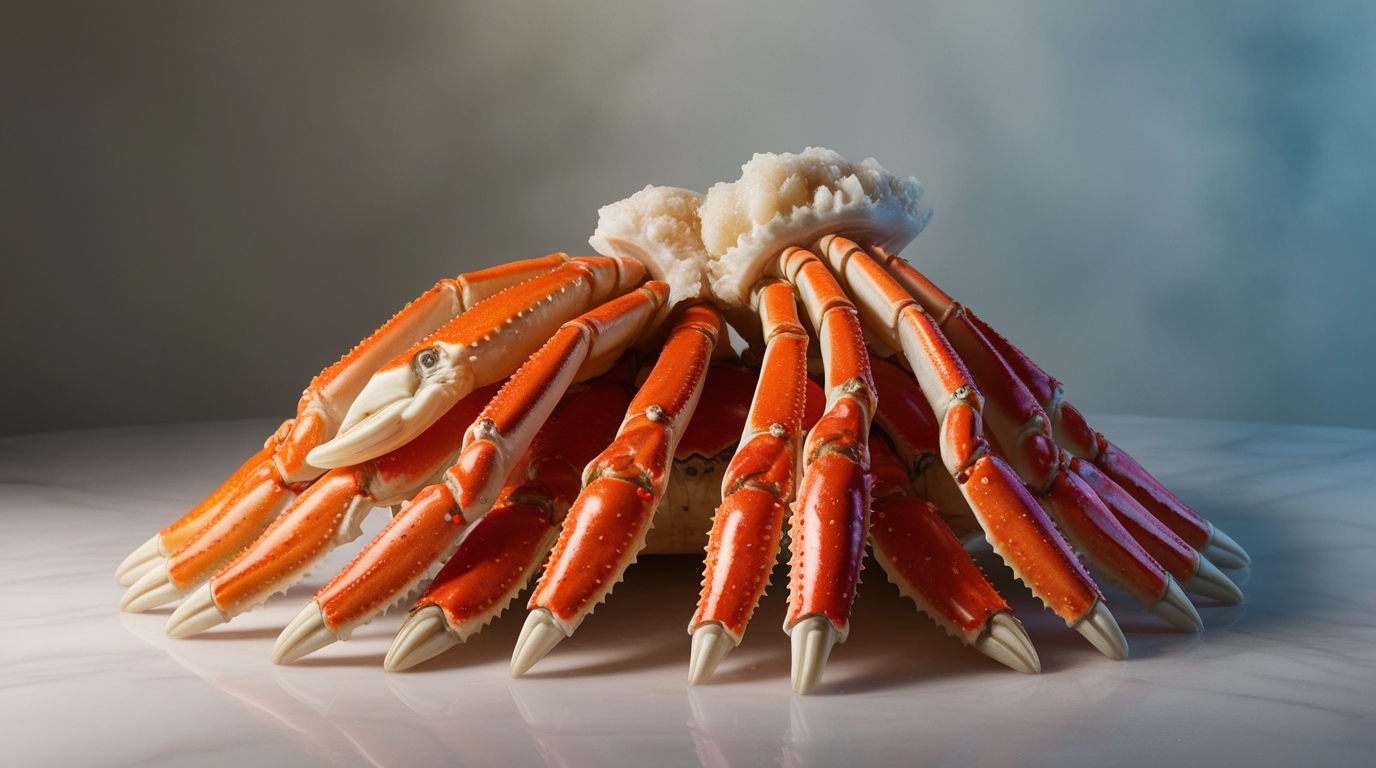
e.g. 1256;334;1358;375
308;357;471;469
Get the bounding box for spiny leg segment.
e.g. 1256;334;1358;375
116;255;569;590
511;303;725;677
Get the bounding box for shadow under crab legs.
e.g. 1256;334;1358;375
116;254;569;591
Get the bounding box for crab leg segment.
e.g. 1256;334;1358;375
268;288;666;663
687;281;810;684
881;251;1248;567
511;304;724;677
868;357;980;541
770;247;878;694
116;254;567;588
1070;457;1240;603
386;364;637;671
448;282;670;523
814;236;1123;657
308;255;647;469
116;442;279;587
867;434;1040;674
162;383;502;638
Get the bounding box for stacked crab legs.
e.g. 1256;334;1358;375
115;171;1249;695
115;254;570;597
120;254;660;615
820;235;1244;642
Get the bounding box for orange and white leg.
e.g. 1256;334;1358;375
825;239;1204;631
306;255;648;468
772;246;880;693
162;382;504;638
875;250;1247;592
815;235;1123;660
874;246;1235;618
124;256;645;613
868;433;1039;673
265;285;669;663
510;304;725;677
385;361;639;670
686;280;811;685
869;356;981;542
882;250;1249;570
117;254;568;602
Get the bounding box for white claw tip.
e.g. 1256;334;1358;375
1071;600;1129;661
116;535;166;586
386;605;461;672
272;601;338;664
1150;577;1203;633
972;613;1041;674
165;583;229;638
1203;524;1250;569
789;615;840;695
510;609;568;678
1185;556;1243;604
120;563;184;613
687;623;737;685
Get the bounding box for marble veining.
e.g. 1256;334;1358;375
2;416;1375;767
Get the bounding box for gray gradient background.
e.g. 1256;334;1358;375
3;1;1373;436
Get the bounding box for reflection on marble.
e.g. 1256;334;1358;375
2;416;1375;767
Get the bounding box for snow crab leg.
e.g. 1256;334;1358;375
155;281;668;656
876;248;1249;578
115;254;568;588
510;302;725;676
385;358;639;671
120;255;647;612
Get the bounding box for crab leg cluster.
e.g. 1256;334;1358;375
117;148;1247;695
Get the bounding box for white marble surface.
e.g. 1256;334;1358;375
2;415;1375;767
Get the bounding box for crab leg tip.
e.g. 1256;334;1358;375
120;563;184;613
271;601;338;665
1184;556;1243;604
510;608;567;678
789;616;839;695
385;605;460;672
1202;524;1250;569
687;623;737;686
972;613;1041;674
116;535;165;586
1071;601;1129;661
164;584;228;638
1149;577;1203;633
